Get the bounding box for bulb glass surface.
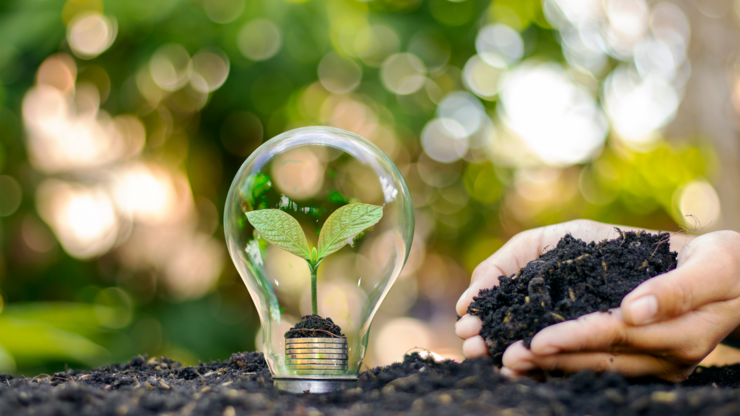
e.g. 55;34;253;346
225;127;414;378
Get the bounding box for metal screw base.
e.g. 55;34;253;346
273;377;357;394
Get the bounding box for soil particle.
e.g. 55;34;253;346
467;230;677;364
2;352;739;416
285;314;346;339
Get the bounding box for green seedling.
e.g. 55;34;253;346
246;203;383;315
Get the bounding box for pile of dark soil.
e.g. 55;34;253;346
285;314;345;339
468;230;677;363
3;352;740;415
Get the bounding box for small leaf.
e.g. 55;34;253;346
246;209;311;260
317;203;383;259
311;247;318;262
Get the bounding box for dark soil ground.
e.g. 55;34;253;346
468;230;677;364
3;352;740;415
285;314;346;339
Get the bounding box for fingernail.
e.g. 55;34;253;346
457;288;470;305
629;295;657;325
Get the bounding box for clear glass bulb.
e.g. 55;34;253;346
224;127;414;391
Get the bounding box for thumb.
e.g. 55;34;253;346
621;238;736;325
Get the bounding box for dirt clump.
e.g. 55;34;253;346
285;314;346;339
467;230;677;364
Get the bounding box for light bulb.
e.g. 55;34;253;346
224;127;414;393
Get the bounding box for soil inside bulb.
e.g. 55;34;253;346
467;229;677;365
285;314;346;339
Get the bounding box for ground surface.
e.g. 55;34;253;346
2;352;740;415
468;230;677;364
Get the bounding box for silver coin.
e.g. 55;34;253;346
286;338;347;344
285;359;348;365
286;364;348;370
286;344;347;350
285;348;348;355
286;353;348;359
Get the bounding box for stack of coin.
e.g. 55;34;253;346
285;337;348;374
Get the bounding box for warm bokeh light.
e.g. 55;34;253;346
463;55;504;100
318;52;362;94
150;44;192;92
36;180;119;259
237;19;282;61
162;235;225;300
190;48;230;93
676;180;721;229
67;12;117;59
381;53;427;95
351;24;400;67
203;0;244;24
373;318;433;366
421;118;469;163
271;147;325;200
476;24;524;68
111;163;183;225
498;62;608;166
603;66;680;148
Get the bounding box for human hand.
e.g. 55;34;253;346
456;220;740;382
455;220;636;357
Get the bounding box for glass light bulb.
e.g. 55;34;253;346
224;127;414;392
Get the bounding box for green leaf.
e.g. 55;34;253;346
317;203;383;259
246;209;311;260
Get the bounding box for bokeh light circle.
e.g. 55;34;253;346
150;44;192;92
475;24;524;68
676;180;721;228
463;55;504;100
238;19;282;61
67;12;117;59
381;53;427;95
499;62;607;166
318;52;362;94
421;118;469;163
190;48;230;93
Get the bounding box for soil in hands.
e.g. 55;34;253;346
467;230;678;364
285;314;346;339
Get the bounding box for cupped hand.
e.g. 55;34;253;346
455;220;740;382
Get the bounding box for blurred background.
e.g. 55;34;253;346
0;0;737;375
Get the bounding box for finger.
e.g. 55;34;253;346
455;314;482;340
500;367;519;379
531;301;738;361
529;309;678;356
529;311;627;356
456;228;545;316
622;233;740;325
501;341;536;370
462;335;489;358
507;350;678;381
